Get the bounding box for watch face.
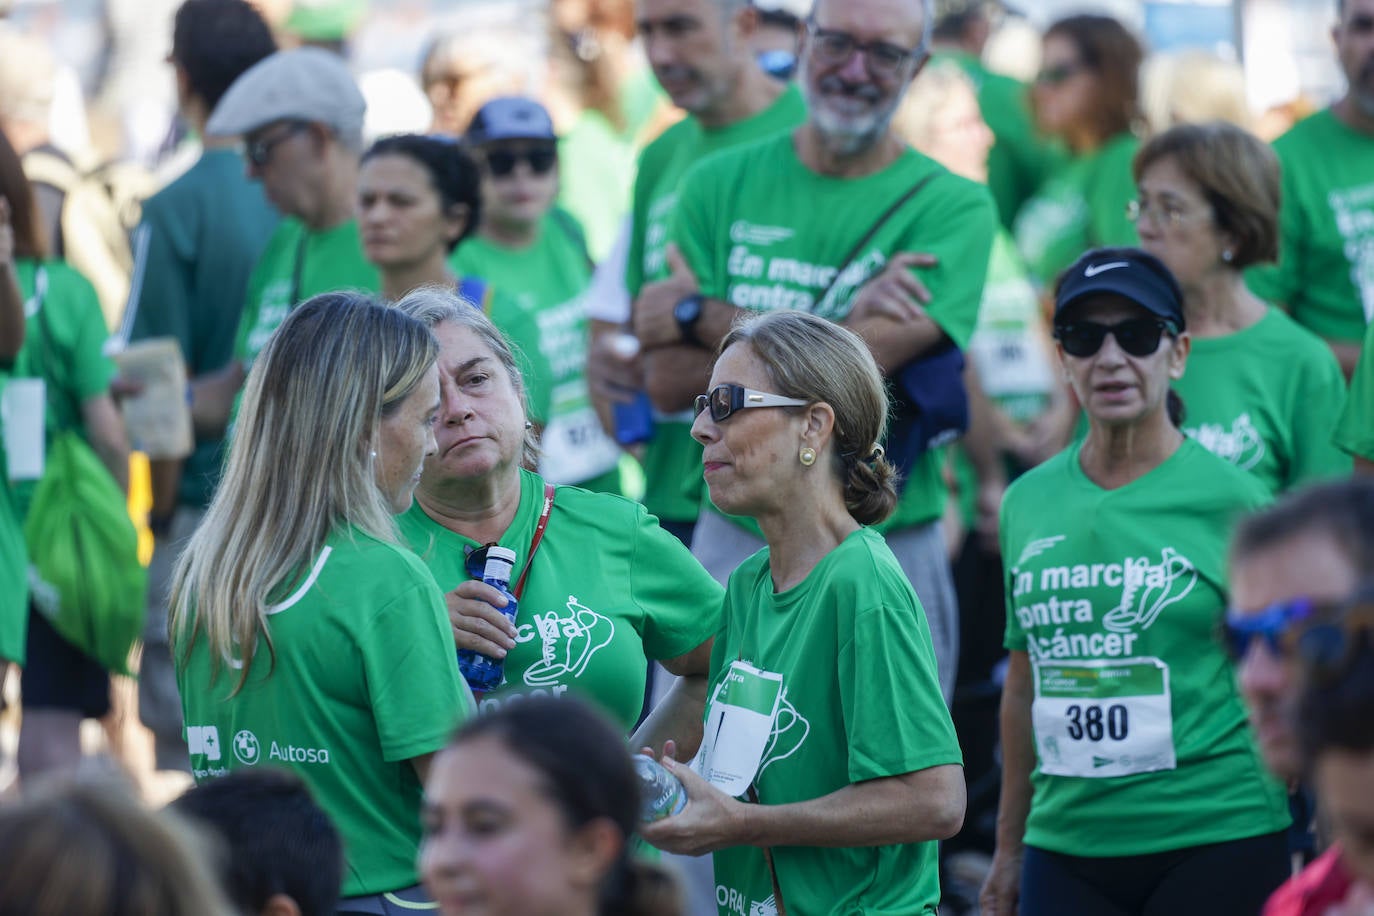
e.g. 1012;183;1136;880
674;295;703;324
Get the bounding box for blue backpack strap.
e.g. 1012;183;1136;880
456;275;493;314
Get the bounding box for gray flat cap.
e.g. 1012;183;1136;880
207;47;365;148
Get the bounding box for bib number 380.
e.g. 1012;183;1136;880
1065;703;1128;741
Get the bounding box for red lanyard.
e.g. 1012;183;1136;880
512;483;555;599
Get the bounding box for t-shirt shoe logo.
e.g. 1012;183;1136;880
1101;548;1197;634
522;595;614;687
748;895;780;916
1186;413;1265;470
757;689;810;779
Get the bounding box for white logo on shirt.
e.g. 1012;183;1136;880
187;725;221;761
1186;413;1266;471
757;689;810;778
518;595;615;686
233;729;261;765
1084;261;1130;277
729;221;795;247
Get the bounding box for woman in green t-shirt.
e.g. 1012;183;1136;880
981;248;1290;916
641;310;965;916
1131;121;1350;494
171;293;472;910
1013;15;1143;287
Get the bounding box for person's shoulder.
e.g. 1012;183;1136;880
550;482;648;527
1006;447;1076;501
1254;307;1343;368
36;258;100;302
638;115;700;164
325;527;439;596
681;130;792;186
1272;108;1351;156
1173;437;1271;508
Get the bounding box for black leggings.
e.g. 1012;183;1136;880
1020;830;1289;916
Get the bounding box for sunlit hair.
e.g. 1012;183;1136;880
170;292;438;694
892;57;978;150
720;310;898;525
1231;477;1374;574
439;697;683;916
394;285;540;468
1141;50;1252;134
1038;14;1143;148
0;767;237;916
1133;120;1279;268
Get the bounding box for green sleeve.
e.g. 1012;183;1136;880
361;571;470;763
841;599;962;782
1335;322;1374;461
234;254;272;364
1288;345;1353;484
628;505;724;660
126;202;193;360
1245;148;1300;307
908;179;998;349
65;268;117;401
624;148;654;299
1000;483;1029;651
1088;138;1140;248
668;163;723;299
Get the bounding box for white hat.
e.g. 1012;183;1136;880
207;47;365;149
751;0;811;18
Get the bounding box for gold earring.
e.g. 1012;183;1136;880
799;446;817;467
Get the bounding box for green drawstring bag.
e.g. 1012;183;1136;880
24;430;146;676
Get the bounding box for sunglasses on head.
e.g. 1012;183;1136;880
1054;318;1177;358
693;384;808;423
1221;597;1318;661
484;146;557;177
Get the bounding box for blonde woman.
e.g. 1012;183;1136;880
171;292;472;913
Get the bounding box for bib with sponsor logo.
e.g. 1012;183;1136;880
1000;438;1289;857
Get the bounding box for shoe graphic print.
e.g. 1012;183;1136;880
1102;547;1197;634
749;896;779;916
522;595;615;687
757;688;810;779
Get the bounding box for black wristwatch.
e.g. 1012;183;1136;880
673;294;705;347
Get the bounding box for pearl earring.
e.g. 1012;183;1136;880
1221;249;1234;263
799;446;817;467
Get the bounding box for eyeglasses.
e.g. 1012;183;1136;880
484;147;557;178
1054;318;1178;358
246;121;311;168
693;384;808;423
1126;198;1209;227
1035;61;1088;85
464;542;501;580
1221;597;1318;661
806;23;924;77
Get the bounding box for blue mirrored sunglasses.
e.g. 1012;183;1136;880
1220;597;1317;660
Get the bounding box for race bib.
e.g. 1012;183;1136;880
969;327;1054;400
1031;657;1176;778
692;661;783;797
538;381;621;485
2;378;45;481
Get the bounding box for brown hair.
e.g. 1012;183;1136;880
1041;14;1143;145
0;126;46;259
1133;120;1280;268
720;310;899;526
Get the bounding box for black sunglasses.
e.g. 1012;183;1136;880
246;121;311;168
464;542;501;580
484;147;557;177
1036;61;1089;86
1054;318;1177;358
693;384;808;423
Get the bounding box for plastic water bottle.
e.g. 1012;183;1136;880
633;754;688;822
610;333;654;446
457;546;519;695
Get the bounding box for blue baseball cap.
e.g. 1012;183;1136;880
1054;247;1187;331
465;97;556;145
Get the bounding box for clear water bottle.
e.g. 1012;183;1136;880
457;546;518;695
610;333;654;446
633;754;688;822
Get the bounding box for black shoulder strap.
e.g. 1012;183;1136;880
815;170;939;307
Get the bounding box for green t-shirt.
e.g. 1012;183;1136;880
6;259;116;518
558;110;637;264
397;468;723;730
1247;109;1374;342
0;404;27;665
700;527;961;916
177;527;471;897
233;217;380;368
126;148;279;508
672;132;996;533
937;51;1067;233
1335;317;1374;461
626;85;806;523
454;216;622;493
1000;439;1288;857
1176;307;1350;494
1012;132;1140;287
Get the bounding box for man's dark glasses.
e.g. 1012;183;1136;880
246;121;311;168
693;384;807;423
1221;597;1317;661
484;147;557;177
1054;318;1177;358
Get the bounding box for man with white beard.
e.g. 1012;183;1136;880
632;0;997;701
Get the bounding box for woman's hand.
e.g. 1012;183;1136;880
639;756;750;857
445;579;517;658
978;847;1024;916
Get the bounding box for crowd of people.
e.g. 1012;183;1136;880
1;0;1373;914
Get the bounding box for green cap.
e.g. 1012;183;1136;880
284;0;368;42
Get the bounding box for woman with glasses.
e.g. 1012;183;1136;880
454;97;625;494
980;247;1291;916
1013;14;1143;289
641;310;965;916
1131;121;1349;495
171;292;472;913
392;288;721;741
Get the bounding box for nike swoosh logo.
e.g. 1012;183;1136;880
1084;261;1130;277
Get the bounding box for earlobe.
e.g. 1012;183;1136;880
566;818;623;888
261;893;303;916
